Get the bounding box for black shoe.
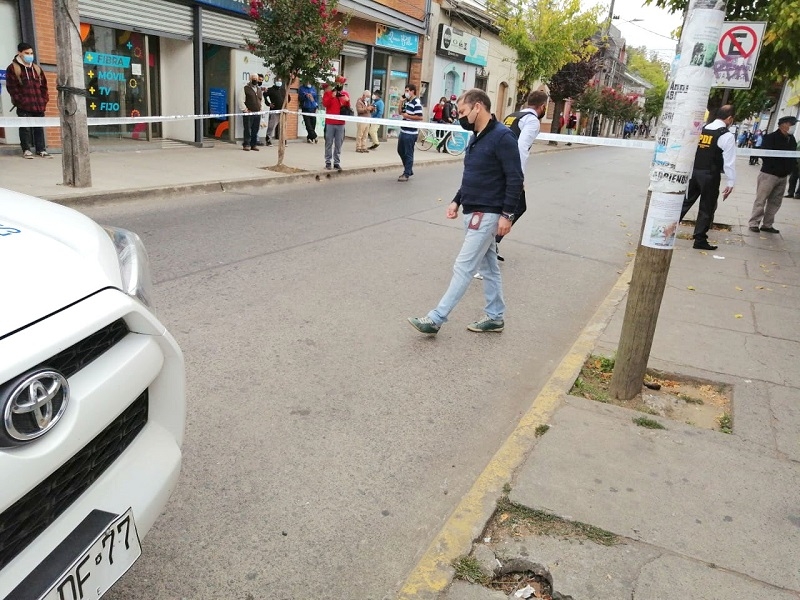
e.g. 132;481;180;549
325;163;331;170
334;164;342;171
497;254;505;262
693;241;718;250
795;194;800;199
748;226;760;232
369;144;379;150
760;226;780;234
786;193;795;197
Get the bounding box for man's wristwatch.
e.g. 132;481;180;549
501;213;515;222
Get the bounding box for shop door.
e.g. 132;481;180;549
204;44;232;141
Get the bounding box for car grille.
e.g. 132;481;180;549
0;391;149;571
42;318;130;378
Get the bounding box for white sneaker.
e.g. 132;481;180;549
23;150;33;159
473;273;484;279
38;151;53;158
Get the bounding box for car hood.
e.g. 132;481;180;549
0;188;122;337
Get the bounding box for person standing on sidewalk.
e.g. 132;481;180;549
396;84;423;182
436;94;458;153
355;90;372;153
321;76;350;171
368;90;384;150
407;89;524;335
679;105;736;251
5;43;52;159
298;79;319;144
266;77;286;145
784;138;800;199
748;116;798;234
240;75;263;151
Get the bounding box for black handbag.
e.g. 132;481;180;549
339;105;354;116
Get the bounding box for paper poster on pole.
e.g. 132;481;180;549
642;192;684;249
712;22;767;89
650;8;725;194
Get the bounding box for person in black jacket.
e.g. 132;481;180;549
266;78;286;145
748;116;798;234
407;88;524;335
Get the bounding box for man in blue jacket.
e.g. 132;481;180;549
298;80;319;143
408;88;524;335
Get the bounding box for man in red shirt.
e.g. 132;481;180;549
321;76;351;171
6;42;52;159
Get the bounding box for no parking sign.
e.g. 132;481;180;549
712;21;767;89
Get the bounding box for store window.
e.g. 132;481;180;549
81;24;159;140
204;43;231;140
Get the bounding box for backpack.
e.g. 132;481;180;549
448;102;458;121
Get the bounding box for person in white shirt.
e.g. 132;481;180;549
680;105;737;251
502;90;548;171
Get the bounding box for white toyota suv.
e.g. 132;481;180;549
0;188;185;600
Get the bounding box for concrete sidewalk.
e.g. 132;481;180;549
0;136;576;205
437;159;800;599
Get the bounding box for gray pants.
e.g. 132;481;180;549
325;124;345;166
749;171;786;228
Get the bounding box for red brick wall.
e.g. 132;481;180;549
32;0;60;149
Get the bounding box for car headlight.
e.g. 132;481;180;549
103;226;155;310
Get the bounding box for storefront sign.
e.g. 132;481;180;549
436;24;488;67
195;0;249;14
375;25;419;54
84;52;131;68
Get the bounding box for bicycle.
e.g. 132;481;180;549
416;127;468;156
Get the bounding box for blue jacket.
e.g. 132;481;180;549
453;117;524;215
372;98;385;119
298;84;318;111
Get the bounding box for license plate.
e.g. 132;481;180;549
41;509;141;600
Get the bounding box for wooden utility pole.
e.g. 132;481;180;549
609;0;728;400
54;0;92;187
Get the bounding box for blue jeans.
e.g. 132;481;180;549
397;131;417;177
428;212;505;326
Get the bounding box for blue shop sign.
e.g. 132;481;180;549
84;52;131;68
195;0;249;14
209;87;228;114
376;26;419;54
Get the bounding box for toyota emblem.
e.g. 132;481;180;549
1;369;69;445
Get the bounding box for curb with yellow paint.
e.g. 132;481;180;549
396;258;635;600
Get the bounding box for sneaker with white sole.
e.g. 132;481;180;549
38;151;53;158
467;315;504;332
23;150;34;159
407;316;440;334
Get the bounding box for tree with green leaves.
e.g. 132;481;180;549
490;0;603;106
625;46;668;125
247;0;349;166
647;0;800;121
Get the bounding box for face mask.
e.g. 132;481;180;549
372;95;378;100
404;92;411;99
275;81;282;87
251;81;259;86
23;54;34;64
459;116;475;131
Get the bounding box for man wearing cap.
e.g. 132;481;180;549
679;105;736;251
748;116;798;234
321;76;351;171
5;42;52;159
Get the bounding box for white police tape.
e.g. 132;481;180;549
1;109;798;158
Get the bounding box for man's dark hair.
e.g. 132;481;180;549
18;42;33;52
526;90;548;108
373;89;382;97
406;83;417;94
716;104;735;121
459;88;491;111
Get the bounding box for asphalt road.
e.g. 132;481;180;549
83;146;651;600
